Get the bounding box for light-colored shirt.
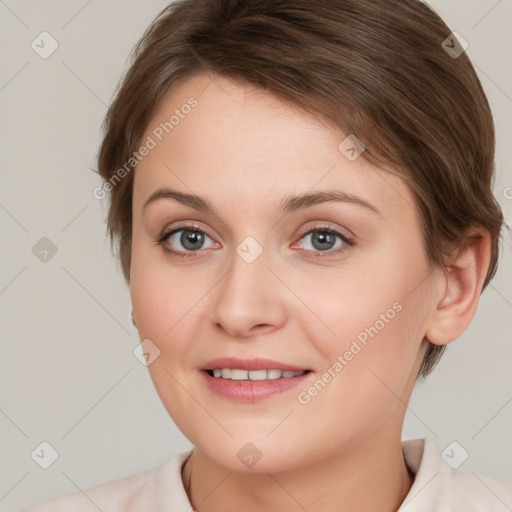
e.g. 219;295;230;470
22;437;512;511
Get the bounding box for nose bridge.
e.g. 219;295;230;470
209;235;286;337
222;231;271;290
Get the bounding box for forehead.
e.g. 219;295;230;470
139;73;344;174
133;73;416;221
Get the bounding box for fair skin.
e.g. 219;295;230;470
130;72;490;512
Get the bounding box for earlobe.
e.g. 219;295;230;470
425;229;491;346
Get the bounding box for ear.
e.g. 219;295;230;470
425;228;492;346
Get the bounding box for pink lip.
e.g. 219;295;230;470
199;357;309;372
198;357;313;402
200;370;313;402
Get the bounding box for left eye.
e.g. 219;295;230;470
296;228;351;253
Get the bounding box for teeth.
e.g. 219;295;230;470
281;370;302;378
248;369;267;380
230;369;248;380
267;369;282;380
209;368;306;380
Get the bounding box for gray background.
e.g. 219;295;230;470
1;1;511;510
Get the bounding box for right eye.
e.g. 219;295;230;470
157;224;218;257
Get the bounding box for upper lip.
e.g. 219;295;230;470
200;357;310;372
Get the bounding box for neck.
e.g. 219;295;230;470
181;431;414;512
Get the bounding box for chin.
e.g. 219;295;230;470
191;434;312;474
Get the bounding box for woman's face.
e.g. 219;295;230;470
130;73;441;472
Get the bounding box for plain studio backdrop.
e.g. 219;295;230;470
1;1;511;510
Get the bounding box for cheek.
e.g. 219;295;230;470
130;243;219;382
130;240;181;359
131;272;198;353
298;247;429;386
129;248;202;431
291;287;424;449
130;237;195;337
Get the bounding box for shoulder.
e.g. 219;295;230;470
21;450;193;512
447;461;512;511
401;437;512;511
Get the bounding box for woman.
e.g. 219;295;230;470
25;0;511;510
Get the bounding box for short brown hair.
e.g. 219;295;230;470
97;0;504;378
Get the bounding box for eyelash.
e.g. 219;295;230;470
155;222;354;259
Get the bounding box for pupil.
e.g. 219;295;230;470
313;230;335;250
182;230;204;250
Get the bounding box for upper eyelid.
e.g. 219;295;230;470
296;222;353;240
161;220;210;236
162;221;349;237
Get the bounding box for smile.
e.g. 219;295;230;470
207;368;308;380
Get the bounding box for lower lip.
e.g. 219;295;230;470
200;370;313;402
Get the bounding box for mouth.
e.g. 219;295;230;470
204;368;311;380
199;358;314;402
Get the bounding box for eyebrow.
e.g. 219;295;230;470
143;187;381;216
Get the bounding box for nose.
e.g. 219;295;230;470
209;244;287;339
